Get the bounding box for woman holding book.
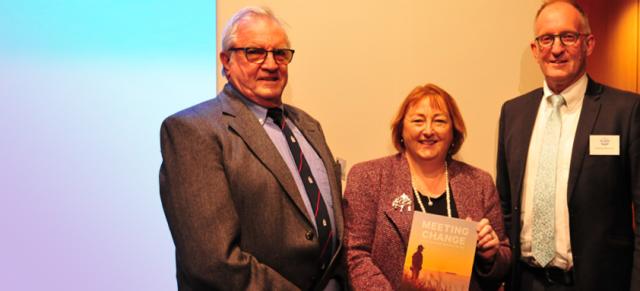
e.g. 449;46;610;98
343;83;511;290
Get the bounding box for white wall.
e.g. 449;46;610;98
217;1;545;179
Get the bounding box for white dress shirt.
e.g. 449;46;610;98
520;74;588;270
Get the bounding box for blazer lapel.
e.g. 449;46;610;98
220;85;314;226
448;161;470;218
382;155;415;249
511;91;542;206
567;78;602;202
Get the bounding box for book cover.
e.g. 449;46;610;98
399;212;477;291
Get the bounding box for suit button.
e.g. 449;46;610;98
305;230;314;240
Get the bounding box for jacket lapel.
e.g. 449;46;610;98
448;161;469;218
512;91;542;206
219;85;314;226
382;155;415;248
567;78;602;202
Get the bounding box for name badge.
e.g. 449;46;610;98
589;135;619;155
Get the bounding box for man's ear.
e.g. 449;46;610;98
530;41;540;61
584;34;595;57
220;52;231;75
220;52;231;69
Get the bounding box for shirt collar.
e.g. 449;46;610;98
542;73;588;111
229;83;283;125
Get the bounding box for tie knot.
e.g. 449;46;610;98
267;107;285;127
549;94;565;109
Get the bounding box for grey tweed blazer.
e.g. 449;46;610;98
160;84;345;290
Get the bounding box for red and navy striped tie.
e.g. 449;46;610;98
267;107;334;271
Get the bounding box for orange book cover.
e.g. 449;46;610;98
399;212;477;291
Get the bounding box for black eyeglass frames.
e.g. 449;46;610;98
535;32;589;48
227;47;295;64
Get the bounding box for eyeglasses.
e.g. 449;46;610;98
227;47;295;64
535;32;588;48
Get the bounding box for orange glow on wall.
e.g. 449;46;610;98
581;0;639;93
609;1;638;92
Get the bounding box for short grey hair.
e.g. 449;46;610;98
221;6;290;52
534;0;592;35
220;6;290;77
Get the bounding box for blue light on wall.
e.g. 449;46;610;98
0;1;216;290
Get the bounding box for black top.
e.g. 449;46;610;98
414;187;458;218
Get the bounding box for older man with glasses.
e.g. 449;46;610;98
497;0;640;290
159;6;345;291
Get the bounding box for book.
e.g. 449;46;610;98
399;212;477;291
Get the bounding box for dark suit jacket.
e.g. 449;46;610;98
343;154;511;291
159;84;345;290
496;78;640;291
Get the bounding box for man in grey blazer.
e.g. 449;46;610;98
159;7;345;291
497;1;640;290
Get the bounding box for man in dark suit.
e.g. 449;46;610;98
497;1;640;290
159;7;344;291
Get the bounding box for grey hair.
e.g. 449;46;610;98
534;0;592;35
220;7;290;77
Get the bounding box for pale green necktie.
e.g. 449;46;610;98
532;94;565;267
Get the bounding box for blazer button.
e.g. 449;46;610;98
305;230;314;240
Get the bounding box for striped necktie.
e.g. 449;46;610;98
267;107;334;271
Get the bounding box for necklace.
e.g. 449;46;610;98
411;161;451;218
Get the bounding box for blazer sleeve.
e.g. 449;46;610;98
343;163;394;291
629;99;640;290
159;116;299;291
474;173;512;282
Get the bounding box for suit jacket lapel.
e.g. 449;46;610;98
448;161;469;218
567;78;602;202
512;91;542;206
382;155;414;249
285;106;345;241
220;85;314;226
